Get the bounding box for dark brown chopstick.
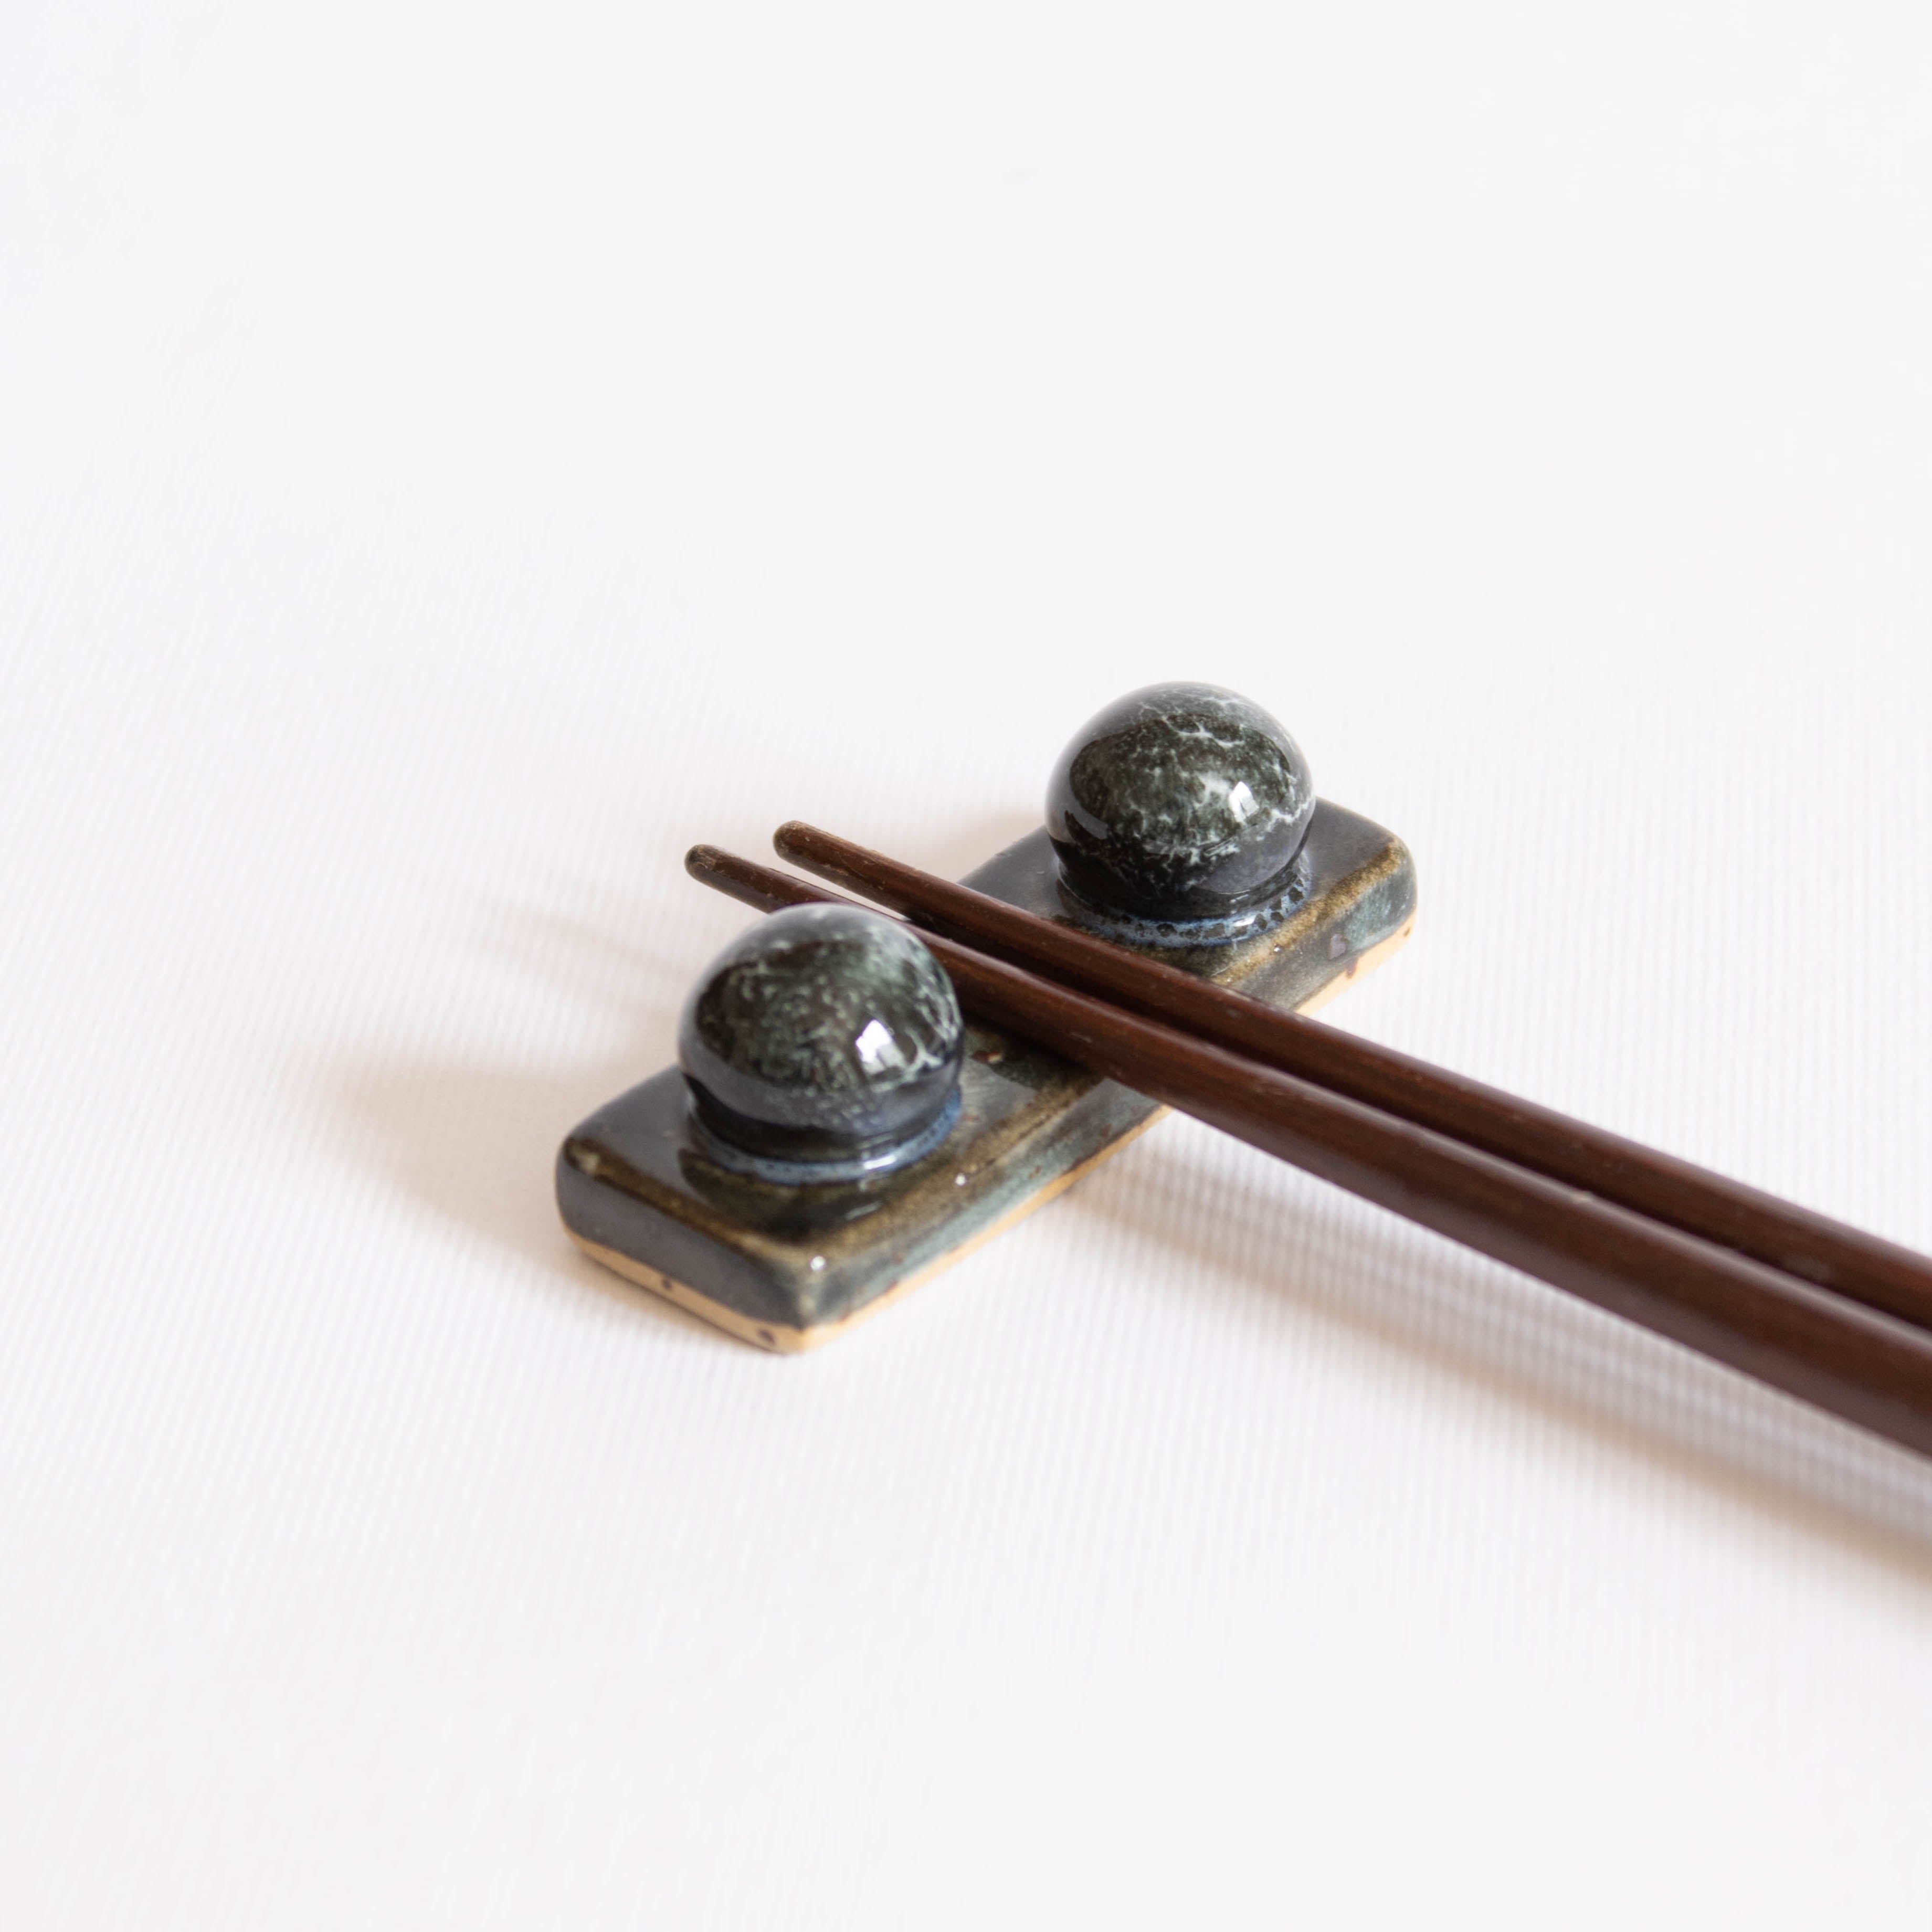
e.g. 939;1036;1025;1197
772;819;1932;1340
687;841;1932;1461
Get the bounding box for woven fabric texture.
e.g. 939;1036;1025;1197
5;6;1931;1926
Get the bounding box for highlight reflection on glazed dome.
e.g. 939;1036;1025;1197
1046;682;1315;932
678;902;964;1174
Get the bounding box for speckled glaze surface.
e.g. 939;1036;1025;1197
556;798;1416;1349
1045;682;1316;944
678;902;964;1178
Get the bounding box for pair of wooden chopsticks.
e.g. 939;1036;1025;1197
685;827;1932;1461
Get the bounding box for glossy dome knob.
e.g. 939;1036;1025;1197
1046;682;1316;943
678;903;965;1180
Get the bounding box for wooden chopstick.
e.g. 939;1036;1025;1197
687;842;1932;1461
772;819;1932;1340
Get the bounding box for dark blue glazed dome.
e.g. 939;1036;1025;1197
678;903;965;1177
1045;682;1316;936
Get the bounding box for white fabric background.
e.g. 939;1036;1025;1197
5;5;1931;1926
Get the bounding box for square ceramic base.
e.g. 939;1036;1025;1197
555;802;1416;1350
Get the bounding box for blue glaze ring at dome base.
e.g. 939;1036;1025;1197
1056;843;1313;949
685;1084;963;1187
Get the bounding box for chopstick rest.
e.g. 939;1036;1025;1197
554;682;1416;1348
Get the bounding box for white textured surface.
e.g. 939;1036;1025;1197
5;5;1932;1925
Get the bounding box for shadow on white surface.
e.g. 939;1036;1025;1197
321;815;1039;1347
325;904;733;1347
1068;1131;1932;1575
334;1051;730;1346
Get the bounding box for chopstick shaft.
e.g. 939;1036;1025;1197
772;819;1932;1338
688;841;1932;1461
